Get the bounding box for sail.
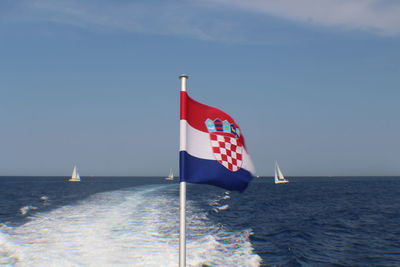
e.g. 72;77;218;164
274;162;288;184
69;166;81;182
277;164;285;180
166;168;174;180
71;166;77;178
75;169;80;180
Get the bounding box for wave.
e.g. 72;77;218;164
212;204;230;213
39;196;48;201
0;184;260;266
19;206;37;216
209;191;232;213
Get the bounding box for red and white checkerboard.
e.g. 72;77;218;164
210;133;243;172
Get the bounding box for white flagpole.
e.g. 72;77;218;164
179;74;188;267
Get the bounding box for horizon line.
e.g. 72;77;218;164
0;175;399;178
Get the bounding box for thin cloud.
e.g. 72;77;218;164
208;0;400;36
3;0;400;41
4;0;242;42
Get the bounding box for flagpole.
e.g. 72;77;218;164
179;74;188;267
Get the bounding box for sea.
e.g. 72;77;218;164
0;176;399;267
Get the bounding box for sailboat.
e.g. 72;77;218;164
165;168;174;180
69;166;81;182
274;162;289;184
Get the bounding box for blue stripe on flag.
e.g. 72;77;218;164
179;151;253;192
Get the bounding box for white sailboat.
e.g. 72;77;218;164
274;162;289;184
165;168;174;180
69;166;81;182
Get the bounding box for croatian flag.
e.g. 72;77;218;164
180;91;255;192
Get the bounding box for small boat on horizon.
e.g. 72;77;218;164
69;165;81;182
165;168;174;181
274;162;289;184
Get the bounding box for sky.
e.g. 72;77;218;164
0;0;399;176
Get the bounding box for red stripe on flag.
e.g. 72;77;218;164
180;91;246;147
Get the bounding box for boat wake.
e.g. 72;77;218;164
0;184;260;266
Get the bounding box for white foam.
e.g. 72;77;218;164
0;227;23;266
19;206;37;216
217;204;230;211
1;185;261;267
39;196;48;201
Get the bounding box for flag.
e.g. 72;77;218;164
179;91;255;192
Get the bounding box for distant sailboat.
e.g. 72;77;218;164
165;168;174;180
69;166;81;182
274;162;289;184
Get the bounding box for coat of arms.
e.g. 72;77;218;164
205;118;243;172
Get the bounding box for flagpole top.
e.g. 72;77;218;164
179;74;189;79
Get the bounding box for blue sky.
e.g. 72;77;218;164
0;0;399;176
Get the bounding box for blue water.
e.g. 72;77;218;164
0;176;399;266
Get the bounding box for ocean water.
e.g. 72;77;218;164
0;176;399;266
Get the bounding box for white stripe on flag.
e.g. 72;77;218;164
180;120;256;174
